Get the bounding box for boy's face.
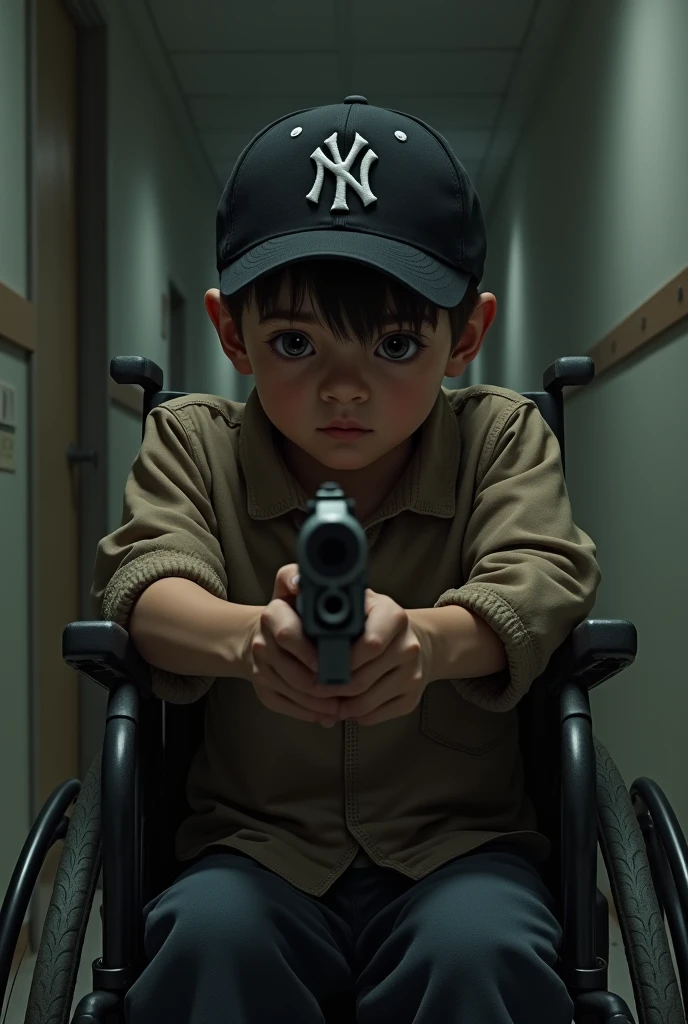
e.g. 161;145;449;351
206;276;496;483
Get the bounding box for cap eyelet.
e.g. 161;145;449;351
394;130;407;142
290;127;303;137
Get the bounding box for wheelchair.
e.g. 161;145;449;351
2;354;688;1024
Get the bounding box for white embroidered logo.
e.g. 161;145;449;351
306;131;378;212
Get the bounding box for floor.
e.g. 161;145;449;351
2;889;640;1024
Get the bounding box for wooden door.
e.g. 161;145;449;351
34;0;80;885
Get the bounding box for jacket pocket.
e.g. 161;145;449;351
420;679;513;755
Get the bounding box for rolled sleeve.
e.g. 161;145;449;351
436;400;601;713
90;404;229;703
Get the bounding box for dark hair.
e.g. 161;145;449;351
220;259;479;350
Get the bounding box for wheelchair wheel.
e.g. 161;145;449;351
595;737;685;1024
24;754;102;1024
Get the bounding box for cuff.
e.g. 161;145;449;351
433;583;540;713
102;550;227;704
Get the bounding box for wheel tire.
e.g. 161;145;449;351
595;736;685;1024
24;754;102;1024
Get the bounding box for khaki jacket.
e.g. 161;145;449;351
91;384;600;896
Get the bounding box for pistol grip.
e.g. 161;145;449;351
317;637;351;686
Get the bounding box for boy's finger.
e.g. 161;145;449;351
271;563;300;600
349;622;390;673
269;641;321;691
263;664;340;714
264;603;319;672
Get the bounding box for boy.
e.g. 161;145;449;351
91;96;599;1022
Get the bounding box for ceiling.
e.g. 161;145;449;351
130;0;573;217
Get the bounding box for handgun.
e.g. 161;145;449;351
295;482;368;686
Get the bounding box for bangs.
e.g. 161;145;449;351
222;259;478;347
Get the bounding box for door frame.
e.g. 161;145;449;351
65;0;111;786
26;0;109;950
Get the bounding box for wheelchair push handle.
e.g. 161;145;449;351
549;618;637;695
62;620;153;698
543;356;595;395
110;357;167;439
110;356;164;394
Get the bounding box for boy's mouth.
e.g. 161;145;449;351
319;426;372;440
320;419;370;431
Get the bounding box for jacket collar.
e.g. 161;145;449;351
239;387;461;525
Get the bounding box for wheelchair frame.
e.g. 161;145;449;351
2;355;687;1024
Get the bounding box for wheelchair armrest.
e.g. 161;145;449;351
62;620;153;697
546;618;637;692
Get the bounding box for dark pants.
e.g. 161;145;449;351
124;844;573;1023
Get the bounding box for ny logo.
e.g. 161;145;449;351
306;132;378;212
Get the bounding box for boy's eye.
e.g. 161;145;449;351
380;334;423;361
268;332;427;362
271;332;312;359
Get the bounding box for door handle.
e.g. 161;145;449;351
66;442;98;467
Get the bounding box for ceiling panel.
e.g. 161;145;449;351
350;0;536;49
172;52;343;97
174;50;514;100
350;51;516;97
147;0;336;51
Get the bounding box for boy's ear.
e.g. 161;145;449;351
444;292;497;378
204;288;253;376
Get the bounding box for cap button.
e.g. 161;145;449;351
344;95;368;104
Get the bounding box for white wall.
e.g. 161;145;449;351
107;1;233;396
106;2;244;522
475;0;688;875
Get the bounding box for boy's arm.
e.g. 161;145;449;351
427;399;601;713
408;603;507;682
91;404;233;703
129;577;261;681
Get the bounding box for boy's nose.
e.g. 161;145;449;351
320;380;370;403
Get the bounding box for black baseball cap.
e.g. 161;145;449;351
216;95;486;309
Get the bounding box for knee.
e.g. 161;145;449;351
434;915;549;974
143;857;275;963
411;864;562;976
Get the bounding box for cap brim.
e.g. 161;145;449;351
219;230;471;308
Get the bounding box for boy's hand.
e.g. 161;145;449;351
248;564;433;728
331;587;433;726
246;564;343;726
